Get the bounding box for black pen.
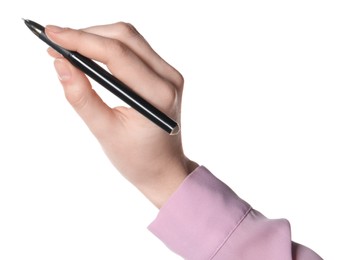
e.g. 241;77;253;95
23;19;180;135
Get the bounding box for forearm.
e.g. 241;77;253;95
148;166;323;260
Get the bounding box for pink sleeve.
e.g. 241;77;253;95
148;166;322;260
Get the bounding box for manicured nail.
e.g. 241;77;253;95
54;59;71;81
46;25;65;33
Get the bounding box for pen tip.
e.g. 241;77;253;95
22;18;30;23
22;18;31;27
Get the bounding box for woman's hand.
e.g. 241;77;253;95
46;22;197;208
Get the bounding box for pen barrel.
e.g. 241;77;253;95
68;53;178;134
24;18;179;135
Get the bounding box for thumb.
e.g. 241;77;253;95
54;58;116;137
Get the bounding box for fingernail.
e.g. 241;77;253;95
54;59;71;81
46;25;65;33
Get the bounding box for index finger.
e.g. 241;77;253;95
82;22;183;88
45;25;179;113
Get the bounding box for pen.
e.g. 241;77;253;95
23;19;180;135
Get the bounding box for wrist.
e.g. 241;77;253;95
138;158;198;208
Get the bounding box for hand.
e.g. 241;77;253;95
45;22;198;208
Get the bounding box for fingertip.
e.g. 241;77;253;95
54;58;72;81
45;25;66;33
47;47;63;58
45;25;71;46
52;58;92;111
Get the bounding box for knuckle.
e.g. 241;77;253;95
174;72;185;89
114;22;140;38
75;29;87;43
64;88;88;111
104;38;130;59
158;82;179;110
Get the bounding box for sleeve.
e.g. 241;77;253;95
148;166;323;260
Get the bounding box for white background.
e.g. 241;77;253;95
0;1;338;259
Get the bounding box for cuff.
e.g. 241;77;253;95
148;166;251;260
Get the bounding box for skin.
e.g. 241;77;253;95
45;23;198;208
